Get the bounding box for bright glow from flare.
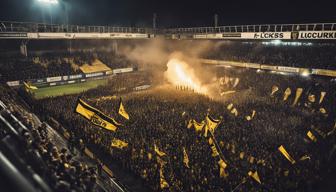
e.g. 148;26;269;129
165;58;207;94
38;0;59;4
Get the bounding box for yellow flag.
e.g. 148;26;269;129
307;131;317;142
319;108;327;114
227;103;234;110
154;144;166;157
23;81;38;90
233;78;240;88
183;147;190;168
292;88;303;106
194;120;205;132
283;88;291;101
218;159;228;178
248;171;261;184
299;155;311;161
231;108;238;116
278;145;296;164
271;85;279;96
319;92;326;104
148;152;152;160
75;98;119;131
245;110;256;121
248;156;255;164
118;98;129;120
159;167;169;189
239;152;245;159
111;139;128;149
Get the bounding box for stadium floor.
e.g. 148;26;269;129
32;79;109;99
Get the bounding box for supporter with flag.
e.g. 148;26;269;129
205;114;221;135
75;98;120;131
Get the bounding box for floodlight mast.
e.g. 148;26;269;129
37;0;59;24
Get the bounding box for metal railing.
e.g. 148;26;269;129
164;23;336;34
0;21;335;34
0;21;153;33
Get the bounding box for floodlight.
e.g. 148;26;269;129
271;40;281;46
301;71;310;77
37;0;59;5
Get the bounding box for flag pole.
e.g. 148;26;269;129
231;178;246;192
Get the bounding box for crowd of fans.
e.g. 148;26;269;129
1;41;335;191
0;87;100;192
21;68;336;192
0;50;136;82
204;42;336;70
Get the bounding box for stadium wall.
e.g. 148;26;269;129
168;31;336;40
6;67;135;88
199;59;336;77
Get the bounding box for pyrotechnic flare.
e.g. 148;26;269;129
165;58;207;94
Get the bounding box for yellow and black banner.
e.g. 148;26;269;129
205;114;221;136
208;136;228;177
75;98;119;131
111;139;128;149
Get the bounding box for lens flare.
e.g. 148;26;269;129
165;58;207;94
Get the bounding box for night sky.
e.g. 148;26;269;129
0;0;335;28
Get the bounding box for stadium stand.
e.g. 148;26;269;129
0;86;131;192
204;42;336;70
0;21;336;192
0;50;136;82
15;67;335;192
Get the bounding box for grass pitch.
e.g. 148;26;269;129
32;79;108;99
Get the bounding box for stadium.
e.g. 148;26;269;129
0;0;336;192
